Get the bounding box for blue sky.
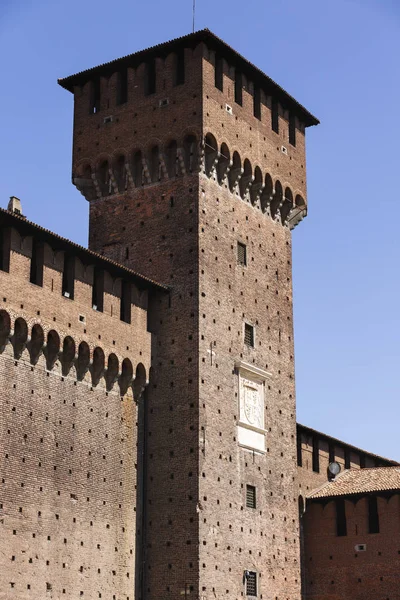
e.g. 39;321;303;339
1;0;399;459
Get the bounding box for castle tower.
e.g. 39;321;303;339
59;29;318;600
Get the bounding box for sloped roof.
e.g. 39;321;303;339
307;467;400;500
58;29;319;127
0;207;168;292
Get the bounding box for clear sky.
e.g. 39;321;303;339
1;0;399;459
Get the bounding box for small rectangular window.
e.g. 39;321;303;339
29;238;44;287
120;280;131;324
0;227;11;273
289;113;296;146
235;69;243;106
312;436;320;473
145;59;156;95
368;496;379;534
246;485;256;509
175;49;185;86
116;68;128;105
253;87;261;120
360;454;366;469
215;55;223;91
271;100;279;133
62;254;75;300
244;323;254;347
336;499;347;536
297;434;303;467
89;78;101;114
344;448;351;469
92;267;104;312
237;242;247;266
245;571;257;597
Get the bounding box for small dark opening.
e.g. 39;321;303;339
62;254;75;300
246;485;256;509
329;443;335;464
0;227;11;273
29;238;44;287
175;50;185;85
368;496;379;533
360;454;366;469
312;436;320;473
253;87;261;120
336;499;347;536
289;113;296;146
237;242;247;266
145;59;156;95
344;448;351;469
234;69;242;106
117;68;128;105
271;100;279;133
244;323;254;347
120;280;131;324
89;78;101;114
215;55;223;91
297;434;303;467
92;267;104;312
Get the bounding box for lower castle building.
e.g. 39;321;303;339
0;30;398;600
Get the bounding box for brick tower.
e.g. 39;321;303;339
59;29;318;600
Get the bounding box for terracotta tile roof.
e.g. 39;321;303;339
58;29;319;127
307;467;400;500
0;207;169;292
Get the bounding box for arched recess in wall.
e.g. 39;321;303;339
62;336;76;376
106;353;119;391
250;166;263;206
261;174;273;213
133;362;147;402
149;146;161;183
132;150;143;187
228;151;241;193
270;180;283;219
295;194;305;209
217;143;230;185
28;324;44;365
204;133;218;176
45;330;60;371
120;357;134;396
97;160;111;196
281;187;294;224
76;341;90;381
0;310;11;351
166;140;178;178
183;134;198;173
239;158;252;199
91;346;105;386
114;154;127;193
13;317;28;359
76;163;97;201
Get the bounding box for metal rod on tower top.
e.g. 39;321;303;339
192;0;195;32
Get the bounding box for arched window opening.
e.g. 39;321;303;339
149;146;161;182
250;166;263;205
62;336;76;376
116;68;128;105
91;347;105;386
92;267;104;312
30;238;44;287
234;69;243;105
119;358;133;396
295;194;305;208
114;155;127;192
0;310;11;351
204;134;218;177
217;143;230;185
183;135;198;173
89;78;101;114
120;280;131;324
98;160;112;196
13;317;28;359
132;151;143;187
253;87;261;120
289;113;296;146
134;363;147;402
76;342;90;381
239;159;252;199
28;324;44;365
45;330;60;370
271;100;279;133
106;353;119;391
215;54;223;91
228;151;242;193
62;254;75;300
166;141;178;178
270;180;283;218
281;187;294;224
